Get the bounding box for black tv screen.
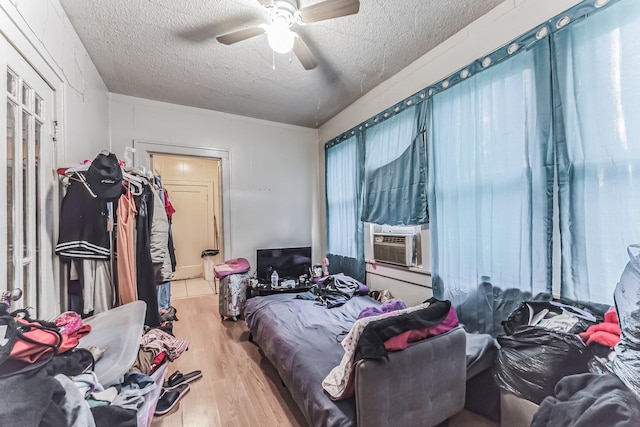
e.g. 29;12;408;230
256;247;312;283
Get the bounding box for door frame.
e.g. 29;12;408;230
133;140;232;261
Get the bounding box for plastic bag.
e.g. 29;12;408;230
494;325;591;404
501;300;598;336
201;249;219;257
612;244;640;398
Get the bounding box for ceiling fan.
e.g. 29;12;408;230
216;0;360;70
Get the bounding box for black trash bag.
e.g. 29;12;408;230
501;300;600;336
201;249;219;257
494;326;591;404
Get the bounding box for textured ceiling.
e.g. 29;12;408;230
59;0;504;128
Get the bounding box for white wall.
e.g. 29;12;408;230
110;94;319;272
317;0;582;294
0;0;110;163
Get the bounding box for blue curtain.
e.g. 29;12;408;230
428;41;554;335
361;105;428;225
325;135;365;282
553;0;640;306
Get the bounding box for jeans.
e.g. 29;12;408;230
157;281;171;311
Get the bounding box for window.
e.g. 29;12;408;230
325;135;365;281
553;0;640;305
6;68;42;310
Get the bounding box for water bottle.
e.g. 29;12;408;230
271;270;279;288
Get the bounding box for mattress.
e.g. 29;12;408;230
245;293;378;427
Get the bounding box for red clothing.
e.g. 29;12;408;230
163;189;176;218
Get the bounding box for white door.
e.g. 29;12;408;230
0;37;57;318
164;183;214;280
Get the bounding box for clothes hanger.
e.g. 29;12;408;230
56;160;95;197
127;164;155;181
59;160;91;175
74;171;97;198
123;146;135;168
121;147;151;180
122;172;144;195
548;301;596;323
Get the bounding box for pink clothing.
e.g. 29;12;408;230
322;302;458;400
384;306;459;351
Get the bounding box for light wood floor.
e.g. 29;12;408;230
151;294;498;427
170;278;217;299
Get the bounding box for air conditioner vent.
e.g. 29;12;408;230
373;233;415;267
380;235;406;245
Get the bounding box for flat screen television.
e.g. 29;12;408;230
256;247;312;283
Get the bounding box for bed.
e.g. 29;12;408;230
245;293;475;427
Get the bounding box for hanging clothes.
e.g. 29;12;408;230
67;261;84;315
167;221;177;273
164;188;177;272
150;183;173;313
163;189;176;219
117;187;138;305
79;259;115;316
56;178;110;259
150;185;173;285
135;184;160;327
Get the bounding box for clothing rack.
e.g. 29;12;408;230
55;149;176;325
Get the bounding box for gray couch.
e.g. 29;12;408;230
355;326;467;427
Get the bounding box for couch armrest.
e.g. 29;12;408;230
354;326;466;427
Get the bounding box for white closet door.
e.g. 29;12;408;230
0;36;56;318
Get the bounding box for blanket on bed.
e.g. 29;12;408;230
245;294;496;427
322;299;458;400
245;294;376;426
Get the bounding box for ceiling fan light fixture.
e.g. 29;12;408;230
267;21;295;53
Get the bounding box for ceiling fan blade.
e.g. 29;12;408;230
293;36;318;70
216;26;266;45
298;0;360;24
256;0;274;7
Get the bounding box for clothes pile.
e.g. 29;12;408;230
579;307;620;348
295;273;368;308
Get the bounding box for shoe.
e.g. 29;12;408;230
159;306;179;322
154;383;190;416
163;370;203;390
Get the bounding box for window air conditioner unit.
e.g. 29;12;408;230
373;233;415;267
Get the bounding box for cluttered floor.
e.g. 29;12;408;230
151;292;496;427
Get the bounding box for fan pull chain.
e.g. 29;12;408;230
272;50;276;70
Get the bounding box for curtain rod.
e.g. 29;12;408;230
325;0;617;149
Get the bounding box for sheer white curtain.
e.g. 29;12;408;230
428;41;553;335
554;0;640;305
326;135;365;281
